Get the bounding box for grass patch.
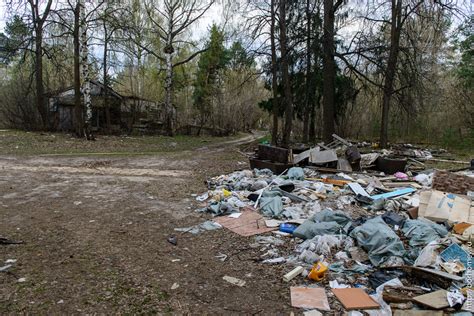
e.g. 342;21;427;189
256;133;271;144
0;130;242;156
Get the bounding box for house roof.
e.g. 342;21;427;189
47;81;160;105
47;80;123;99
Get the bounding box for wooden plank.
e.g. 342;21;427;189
387;266;464;289
382;285;426;304
384;182;423;189
393;311;443;316
413;290;450;310
332;133;352;146
429;158;470;164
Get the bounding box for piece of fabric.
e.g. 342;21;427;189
350;216;406;266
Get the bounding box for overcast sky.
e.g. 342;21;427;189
0;1;6;32
0;1;224;37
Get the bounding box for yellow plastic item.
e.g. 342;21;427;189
308;262;328;281
222;189;232;197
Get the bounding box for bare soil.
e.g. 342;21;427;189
0;132;305;314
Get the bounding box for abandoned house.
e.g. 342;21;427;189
47;81;166;133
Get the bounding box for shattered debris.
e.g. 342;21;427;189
190;140;474;314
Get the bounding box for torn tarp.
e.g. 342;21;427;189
402;218;448;248
350;216;406;267
204;201;238;216
259;190;284;217
293;209;352;240
174;221;222;234
288;167;305;180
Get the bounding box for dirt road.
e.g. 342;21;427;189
0;133;297;314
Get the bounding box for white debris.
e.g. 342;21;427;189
223;275;246;287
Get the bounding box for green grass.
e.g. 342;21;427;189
0;130;242;156
256;133;271;144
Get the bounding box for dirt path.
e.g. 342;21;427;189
0;132;299;314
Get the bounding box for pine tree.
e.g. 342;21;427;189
193;24;228;132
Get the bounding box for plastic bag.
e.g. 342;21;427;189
288;167;305;180
414;173;432;186
366;278;403;316
299;250;319;264
414;240;443;268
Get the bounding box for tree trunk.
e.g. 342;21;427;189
34;27;47;129
165;51;174;136
103;23;111;133
164;9;175;137
270;0;279;146
80;0;93;140
73;3;83;136
309;99;316;143
302;0;312;143
279;0;292;148
380;0;402;148
322;0;336;143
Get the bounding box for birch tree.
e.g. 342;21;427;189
137;0;215;136
79;0;93;139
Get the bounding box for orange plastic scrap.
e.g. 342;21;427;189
321;178;351;187
306;178;351;187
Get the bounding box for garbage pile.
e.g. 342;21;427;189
187;139;473;314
